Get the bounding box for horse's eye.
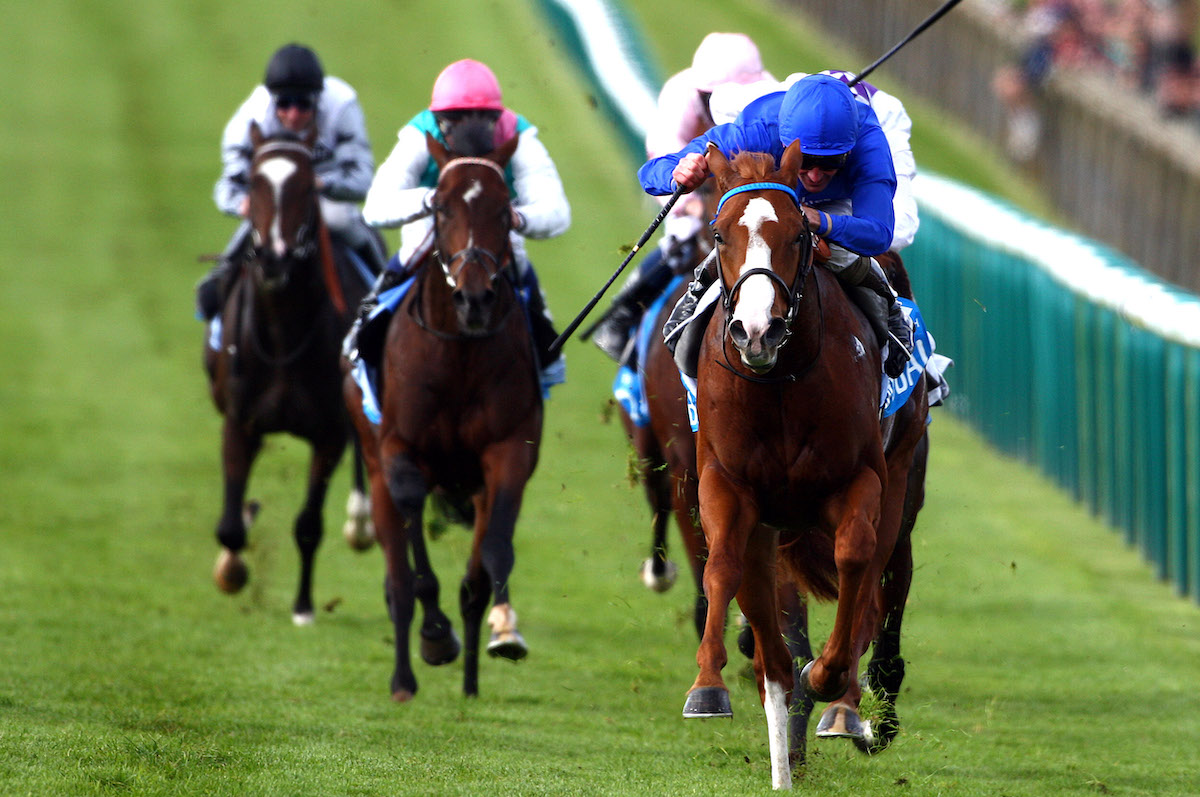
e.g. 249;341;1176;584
712;231;724;245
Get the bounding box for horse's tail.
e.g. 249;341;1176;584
778;531;839;602
878;251;913;301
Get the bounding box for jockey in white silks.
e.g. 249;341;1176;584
197;43;384;322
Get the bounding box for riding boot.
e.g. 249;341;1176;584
521;275;566;389
591;249;676;363
838;257;913;379
662;251;717;354
343;266;407;361
196;222;251;322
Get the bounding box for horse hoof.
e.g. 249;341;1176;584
213;549;248;594
816;703;874;752
682;686;732;718
487;631;528;661
640;558;678;592
292;611;315;627
420;629;462;666
799;660;849;703
391;690;415;703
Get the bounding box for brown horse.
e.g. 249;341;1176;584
344;132;541;701
204;122;372;624
620;274;707;638
680;144;928;789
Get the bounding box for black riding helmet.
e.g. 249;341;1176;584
264;44;325;95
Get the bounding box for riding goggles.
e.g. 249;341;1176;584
275;93;316;111
800;152;848;172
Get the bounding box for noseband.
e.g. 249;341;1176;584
433;157;513;288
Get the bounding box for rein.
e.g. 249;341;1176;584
712;180;821;384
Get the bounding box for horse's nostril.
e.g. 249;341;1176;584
765;318;788;348
452;291;468;309
730;320;749;348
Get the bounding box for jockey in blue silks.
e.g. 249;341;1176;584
638;73;913;378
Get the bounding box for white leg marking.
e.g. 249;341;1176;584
731;197;778;340
764;679;792;789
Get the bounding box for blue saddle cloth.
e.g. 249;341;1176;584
612;274;686;427
348;274;559;425
660;297;937;433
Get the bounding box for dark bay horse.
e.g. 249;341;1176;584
204;122;372;624
344;133;541;701
681;144;928;789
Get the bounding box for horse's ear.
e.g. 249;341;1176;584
489;133;519;168
779;139;804;181
706;142;731;189
250;120;264;149
427;132;451;170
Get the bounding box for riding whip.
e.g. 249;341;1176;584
847;0;965;88
547;185;684;358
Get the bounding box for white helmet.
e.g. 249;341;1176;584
691;32;765;92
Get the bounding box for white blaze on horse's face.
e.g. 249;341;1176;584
462;178;483;206
257;157;297;258
731;197;779;339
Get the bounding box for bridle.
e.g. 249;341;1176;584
432;156;514;289
248;140;320;275
711;181;821;383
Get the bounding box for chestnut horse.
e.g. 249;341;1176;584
204;122;372;624
681;144;928;789
344;133;541;701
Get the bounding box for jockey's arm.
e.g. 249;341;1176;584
509;128;570;240
213;91;261;217
318;99;374;203
363;125;435;229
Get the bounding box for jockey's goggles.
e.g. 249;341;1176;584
275;94;316;111
799;152;848;172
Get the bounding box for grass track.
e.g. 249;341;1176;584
2;1;1198;795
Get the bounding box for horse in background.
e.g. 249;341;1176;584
204;121;373;625
681;144;928;789
344;133;542;701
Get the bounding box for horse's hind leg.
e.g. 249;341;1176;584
343;435;376;551
213;421;262;594
640;466;678;593
291;438;345;625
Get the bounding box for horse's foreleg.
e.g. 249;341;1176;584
379;449;425;702
805;468;882;703
213;420;262;594
683;465;756;719
736;525;794;789
672;468;707;640
408;498;459;668
290;438;345;625
640;459;678;593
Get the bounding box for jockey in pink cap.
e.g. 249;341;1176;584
354;59;572;392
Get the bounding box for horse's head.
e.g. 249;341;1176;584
707;141;811;374
426;132;519;335
247;121;320;292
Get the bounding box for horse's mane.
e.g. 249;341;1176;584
729;150;777;181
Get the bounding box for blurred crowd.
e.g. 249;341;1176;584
989;0;1200;162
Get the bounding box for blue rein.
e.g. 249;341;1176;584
712;181;799;221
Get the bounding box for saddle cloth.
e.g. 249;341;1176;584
673;298;948;432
